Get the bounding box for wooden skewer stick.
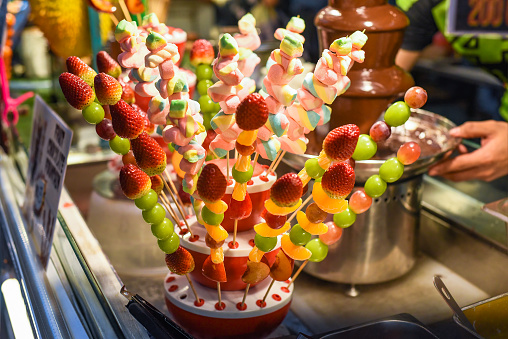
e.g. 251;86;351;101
266;150;282;174
226;151;230;183
252;152;259;168
185;273;200;302
159;174;193;237
262;279;276;303
136;13;142;23
287;194;313;223
240;283;250;307
109;13;119;25
159;193;183;231
210;149;220;160
217;282;222;305
164;169;187;216
269;150;286;175
117;0;132;21
232;219;238;247
287;260;309;288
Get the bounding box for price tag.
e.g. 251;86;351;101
22;96;73;268
448;0;508;35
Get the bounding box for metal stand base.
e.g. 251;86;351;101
345;284;360;297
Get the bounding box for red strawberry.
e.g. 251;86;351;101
150;175;164;194
66;56;97;87
165;246;195;275
119;164;152;199
110;100;145;139
321;162;355;199
202;256;227;282
197;163;227;203
228;193;252;220
323;124;360;162
96;51;122;79
94;72;122;105
131;132;167;176
189;39;215;67
132;104;155;133
241;260;270;284
235;93;269;131
270;173;303;207
59;72;95;110
120;79;136;104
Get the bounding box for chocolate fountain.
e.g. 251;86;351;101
314;0;414;136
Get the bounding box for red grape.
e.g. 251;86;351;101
96;118;116;140
404;86;427;109
349;189;372;214
305;203;328;224
262;210;287;229
369;121;391;143
397;141;421;165
319;221;343;245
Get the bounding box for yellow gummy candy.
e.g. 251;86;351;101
203;223;229;242
249;246;265;263
317;150;331;169
237;130;258;146
211;247;224;264
205;200;228;214
265;198;302;216
312;183;348;214
254;222;290;238
296;211;328;235
236;154;251;172
298;168;311;187
232;182;247;201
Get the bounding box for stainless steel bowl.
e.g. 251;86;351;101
283;109;461;183
282;110;461;285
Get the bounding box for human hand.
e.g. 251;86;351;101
428;120;508;182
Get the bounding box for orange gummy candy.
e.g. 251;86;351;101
254;221;290;237
296;211;328;235
203;223;229;242
265;198;302;216
249;246;265;263
312;182;348;214
281;234;311;261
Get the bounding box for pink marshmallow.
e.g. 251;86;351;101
267;64;293;85
135;81;160;98
237;54;260;78
219;95;241;115
257;126;272;141
297;88;323;111
162;126;193;146
159;59;175;80
147;103;169;126
208;81;237;103
180;157;205;176
265;95;284;115
286;116;305;141
314;58;338;86
235;33;261;51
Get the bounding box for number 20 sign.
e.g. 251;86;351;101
448;0;508;35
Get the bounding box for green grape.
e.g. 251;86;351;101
196;64;213;81
305;158;325;178
289;224;312;246
151;218;174;240
352;134;377;160
199;95;215;114
109;135;131;155
213;102;221;112
203;111;213;130
201;205;224;226
305;238;329;262
379;157;404;183
364;175;387;198
333;207;356;228
82;102;105;124
232;165;254;183
158;232;180;254
134;189;158;210
142;203;166;224
254;234;277;252
384;101;411;127
197;79;213;96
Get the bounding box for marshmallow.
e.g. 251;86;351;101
297;88;323;111
163;125;193;146
302;73;338;104
237;53;260;78
148;95;169;125
263;78;297;107
314;57;338;86
135;80;160;98
256;137;281;161
278;135;307;154
180;156;205;175
330;37;352;56
210;111;235;134
286;116;305;141
219;33;240;57
218;95;241;115
208;81;237;103
265;113;289;137
317;104;332;126
286;103;320;131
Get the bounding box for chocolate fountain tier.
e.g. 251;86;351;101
315;0;414;135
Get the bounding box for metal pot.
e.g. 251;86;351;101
283;110;460;284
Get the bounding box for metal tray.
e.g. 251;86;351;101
297;313;439;339
454;293;508;339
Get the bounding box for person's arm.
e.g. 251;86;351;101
428;120;508;181
395;49;422;72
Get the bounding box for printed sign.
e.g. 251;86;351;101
22;95;72;268
448;0;508;35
